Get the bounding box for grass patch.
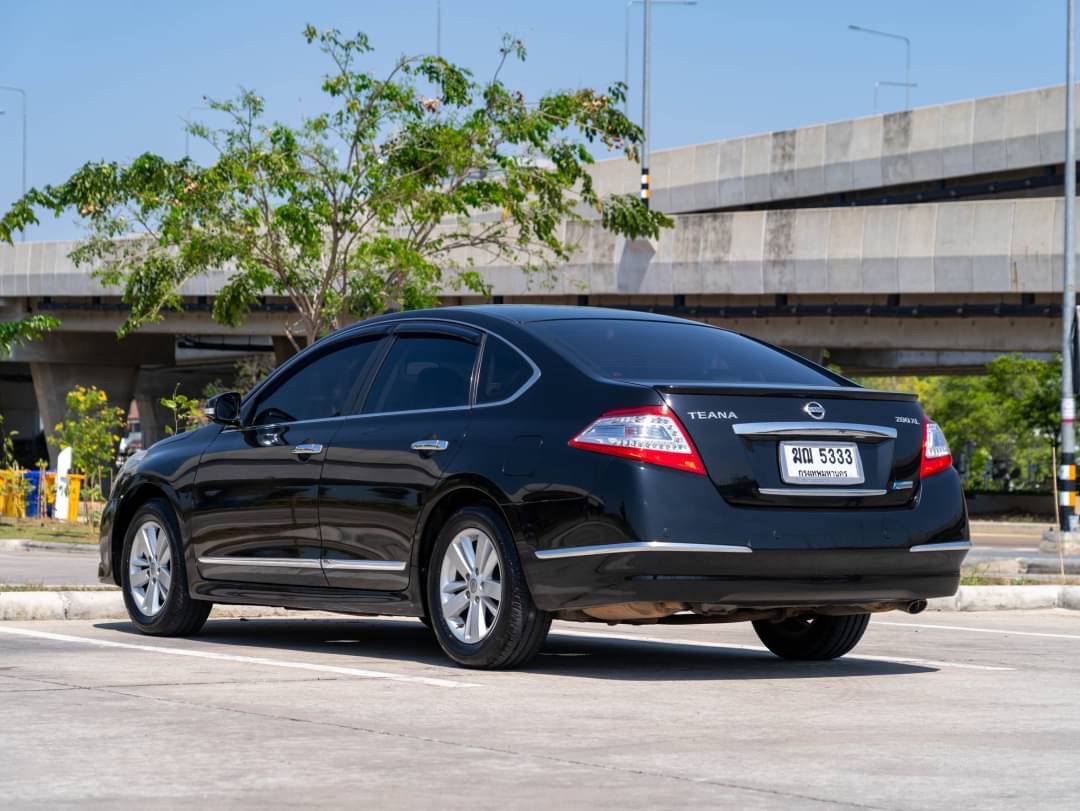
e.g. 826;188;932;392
0;520;96;545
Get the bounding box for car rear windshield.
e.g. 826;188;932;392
533;319;842;386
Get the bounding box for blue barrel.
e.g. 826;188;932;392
22;470;42;518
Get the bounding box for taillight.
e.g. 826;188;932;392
919;416;952;479
568;405;706;475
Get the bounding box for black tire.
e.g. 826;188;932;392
752;613;870;660
426;505;550;669
120;499;212;637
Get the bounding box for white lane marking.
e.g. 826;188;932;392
874;620;1080;641
550;629;1014;671
0;626;479;688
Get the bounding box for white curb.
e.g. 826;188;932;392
0;591;307;621
927;585;1080;611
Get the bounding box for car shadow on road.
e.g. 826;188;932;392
95;617;937;681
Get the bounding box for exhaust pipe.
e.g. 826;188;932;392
900;600;928;615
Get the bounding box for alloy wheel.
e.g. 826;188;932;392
128;520;172;617
438;527;503;644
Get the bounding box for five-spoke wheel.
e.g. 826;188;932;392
427;505;550;668
127;519;172;617
439;527;503;644
121;499;211;636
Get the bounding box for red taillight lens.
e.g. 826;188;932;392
568;405;706;475
919;416;953;479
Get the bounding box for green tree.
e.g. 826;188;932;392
0;314;60;357
50;385;127;515
0;27;670;347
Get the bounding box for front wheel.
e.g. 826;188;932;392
121;499;212;636
752;613;870;660
426;506;550;669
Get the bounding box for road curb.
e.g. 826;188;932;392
0;591;306;621
0;538;98;554
927;585;1080;611
1;587;1079;621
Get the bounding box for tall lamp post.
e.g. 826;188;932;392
848;25;912;110
874;80;918;114
0;85;27;241
623;0;697;116
1061;0;1078;533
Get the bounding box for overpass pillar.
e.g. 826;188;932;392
31;363;139;466
11;333;175;466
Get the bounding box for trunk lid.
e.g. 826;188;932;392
658;383;924;508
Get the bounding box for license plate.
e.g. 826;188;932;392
779;441;864;485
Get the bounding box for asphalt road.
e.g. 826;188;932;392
1;611;1078;809
0;547;100;586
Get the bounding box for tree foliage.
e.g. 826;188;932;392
0;27;671;345
0;314;60;357
861;354;1061;492
49;386;127;509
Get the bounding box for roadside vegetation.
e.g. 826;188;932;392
859;354;1059;498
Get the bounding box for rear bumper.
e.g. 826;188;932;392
527;542;968;612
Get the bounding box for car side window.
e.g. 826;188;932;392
250;337;383;426
476;337;534;405
363;334;478;414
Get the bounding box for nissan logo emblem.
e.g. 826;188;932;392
803;401;826;420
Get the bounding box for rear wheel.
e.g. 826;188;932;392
426;505;550;669
752;613;870;660
121;499;211;636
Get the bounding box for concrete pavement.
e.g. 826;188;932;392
1;611;1078;809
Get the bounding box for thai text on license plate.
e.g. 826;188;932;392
778;441;864;485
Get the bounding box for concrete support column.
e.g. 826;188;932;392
31;363;138;467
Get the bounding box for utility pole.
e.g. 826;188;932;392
436;0;442;57
1061;0;1078;533
641;0;651;209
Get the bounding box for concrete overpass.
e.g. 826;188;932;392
1;83;1075;452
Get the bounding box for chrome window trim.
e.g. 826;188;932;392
756;487;888;497
224;318;541;433
197;556;323;569
534;541;752;560
733;422;898;440
322;558;408;572
909;541;972;553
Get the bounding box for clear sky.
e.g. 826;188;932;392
0;0;1069;241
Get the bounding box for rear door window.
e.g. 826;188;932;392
532;319;840;386
363;335;479;413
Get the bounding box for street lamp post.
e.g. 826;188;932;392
874;80;918;114
623;0;697;116
436;0;442;57
848;25;912;110
0;85;27;241
1061;0;1078;533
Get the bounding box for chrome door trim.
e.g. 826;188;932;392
410;439;450;452
909;541;972;553
322;558;409;572
197;556;323;569
756;487;888;497
534;541;752;560
732;422;898;440
291;443;324;455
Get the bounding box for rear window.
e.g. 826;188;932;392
533;319;840;386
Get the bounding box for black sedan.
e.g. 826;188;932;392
99;305;969;668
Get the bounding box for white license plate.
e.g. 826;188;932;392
779;441;864;485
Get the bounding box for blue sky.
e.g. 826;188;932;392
0;0;1068;240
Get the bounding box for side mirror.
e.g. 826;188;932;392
206;392;242;426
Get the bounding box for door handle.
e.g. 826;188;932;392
411;439;449;453
291;443;324;455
